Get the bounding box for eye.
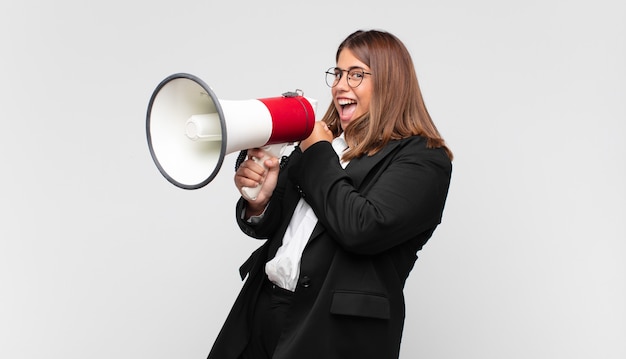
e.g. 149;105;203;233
348;69;364;80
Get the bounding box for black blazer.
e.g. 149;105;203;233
208;136;452;359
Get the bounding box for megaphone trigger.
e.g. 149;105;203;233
281;89;304;98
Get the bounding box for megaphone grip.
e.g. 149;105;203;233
241;144;285;201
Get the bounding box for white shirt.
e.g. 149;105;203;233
265;134;349;291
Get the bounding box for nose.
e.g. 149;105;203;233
335;71;351;90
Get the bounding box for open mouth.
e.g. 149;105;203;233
338;98;357;120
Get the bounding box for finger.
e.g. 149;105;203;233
236;164;265;183
240;158;266;174
235;172;263;188
247;148;266;159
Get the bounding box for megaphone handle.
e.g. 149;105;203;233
241;144;285;201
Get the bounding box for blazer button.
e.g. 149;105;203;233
299;276;311;288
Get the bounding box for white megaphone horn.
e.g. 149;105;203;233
146;73;317;199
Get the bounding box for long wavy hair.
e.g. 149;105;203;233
322;29;453;161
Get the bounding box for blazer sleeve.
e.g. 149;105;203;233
288;136;452;255
234;148;303;240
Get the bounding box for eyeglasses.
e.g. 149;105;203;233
325;67;372;88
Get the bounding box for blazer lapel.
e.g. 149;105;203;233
344;140;402;189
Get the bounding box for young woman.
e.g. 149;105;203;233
208;29;453;359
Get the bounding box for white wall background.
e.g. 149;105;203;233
1;0;624;358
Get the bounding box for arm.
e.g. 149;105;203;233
233;147;295;239
235;121;333;236
289;137;452;255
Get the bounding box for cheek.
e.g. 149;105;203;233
362;101;370;112
355;89;372;114
357;99;370;116
331;89;339;108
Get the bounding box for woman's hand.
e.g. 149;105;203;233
299;121;334;152
234;148;280;216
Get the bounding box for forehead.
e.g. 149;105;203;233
336;49;369;70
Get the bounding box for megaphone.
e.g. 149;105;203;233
146;73;317;199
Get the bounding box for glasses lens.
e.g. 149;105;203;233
325;67;340;87
347;69;365;87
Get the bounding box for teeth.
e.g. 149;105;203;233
338;99;356;106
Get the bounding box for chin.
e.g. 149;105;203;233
340;119;352;130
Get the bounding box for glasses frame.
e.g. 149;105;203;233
325;66;372;88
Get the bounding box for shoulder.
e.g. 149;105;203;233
394;136;450;159
386;136;453;177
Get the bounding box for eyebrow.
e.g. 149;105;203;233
333;66;369;72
